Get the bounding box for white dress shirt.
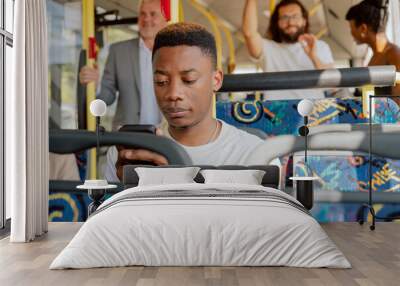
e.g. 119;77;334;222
139;38;161;125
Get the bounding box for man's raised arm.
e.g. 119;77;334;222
242;0;264;59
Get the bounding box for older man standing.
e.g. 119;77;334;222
79;0;167;129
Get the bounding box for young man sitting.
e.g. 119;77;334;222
104;22;280;182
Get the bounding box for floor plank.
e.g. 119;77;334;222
0;222;399;286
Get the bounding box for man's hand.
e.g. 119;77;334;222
299;34;334;70
115;128;168;180
79;65;99;85
299;33;317;59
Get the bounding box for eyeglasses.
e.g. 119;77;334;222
278;14;303;23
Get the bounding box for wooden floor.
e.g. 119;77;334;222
0;222;399;286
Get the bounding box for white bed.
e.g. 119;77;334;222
50;183;351;269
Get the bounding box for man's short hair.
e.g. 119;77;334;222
267;0;309;42
152;22;218;69
346;0;389;33
137;0;160;11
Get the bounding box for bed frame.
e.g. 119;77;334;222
122;164;281;189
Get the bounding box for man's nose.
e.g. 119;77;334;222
141;14;150;22
166;80;185;101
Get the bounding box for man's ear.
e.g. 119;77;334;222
212;69;224;92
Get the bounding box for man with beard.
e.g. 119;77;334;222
242;0;334;99
79;0;167;130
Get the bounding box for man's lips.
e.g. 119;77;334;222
164;108;190;118
285;27;298;33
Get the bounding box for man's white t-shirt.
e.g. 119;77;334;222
104;120;280;182
260;38;334;100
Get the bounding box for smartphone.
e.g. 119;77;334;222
118;124;156;134
117;124;158;166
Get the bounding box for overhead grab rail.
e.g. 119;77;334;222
219;65;398;92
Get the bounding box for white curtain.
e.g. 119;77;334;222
7;0;49;242
389;0;400;46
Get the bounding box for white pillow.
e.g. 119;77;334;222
135;167;200;186
200;169;266;185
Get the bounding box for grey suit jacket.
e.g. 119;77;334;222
98;38;141;130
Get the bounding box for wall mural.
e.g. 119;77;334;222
49;191;114;222
49;192;89;222
218;97;400;222
218;97;399;134
49;97;400;222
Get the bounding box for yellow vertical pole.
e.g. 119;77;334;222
218;22;235;73
217;21;235;101
269;0;276;14
82;0;97;179
170;0;180;23
178;0;185;21
362;85;375;119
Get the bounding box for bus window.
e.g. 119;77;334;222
47;1;138;131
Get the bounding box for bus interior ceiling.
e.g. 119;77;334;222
51;0;373;65
91;0;369;67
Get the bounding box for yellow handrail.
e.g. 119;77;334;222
188;0;223;70
219;23;235;73
309;2;325;40
308;1;322;17
82;0;97;179
189;2;235;73
188;0;224;117
315;27;328;39
234;31;246;43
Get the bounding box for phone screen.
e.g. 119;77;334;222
118;124;156;134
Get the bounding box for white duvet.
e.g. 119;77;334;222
50;183;351;269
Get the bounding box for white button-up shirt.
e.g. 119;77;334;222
139;38;161;125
